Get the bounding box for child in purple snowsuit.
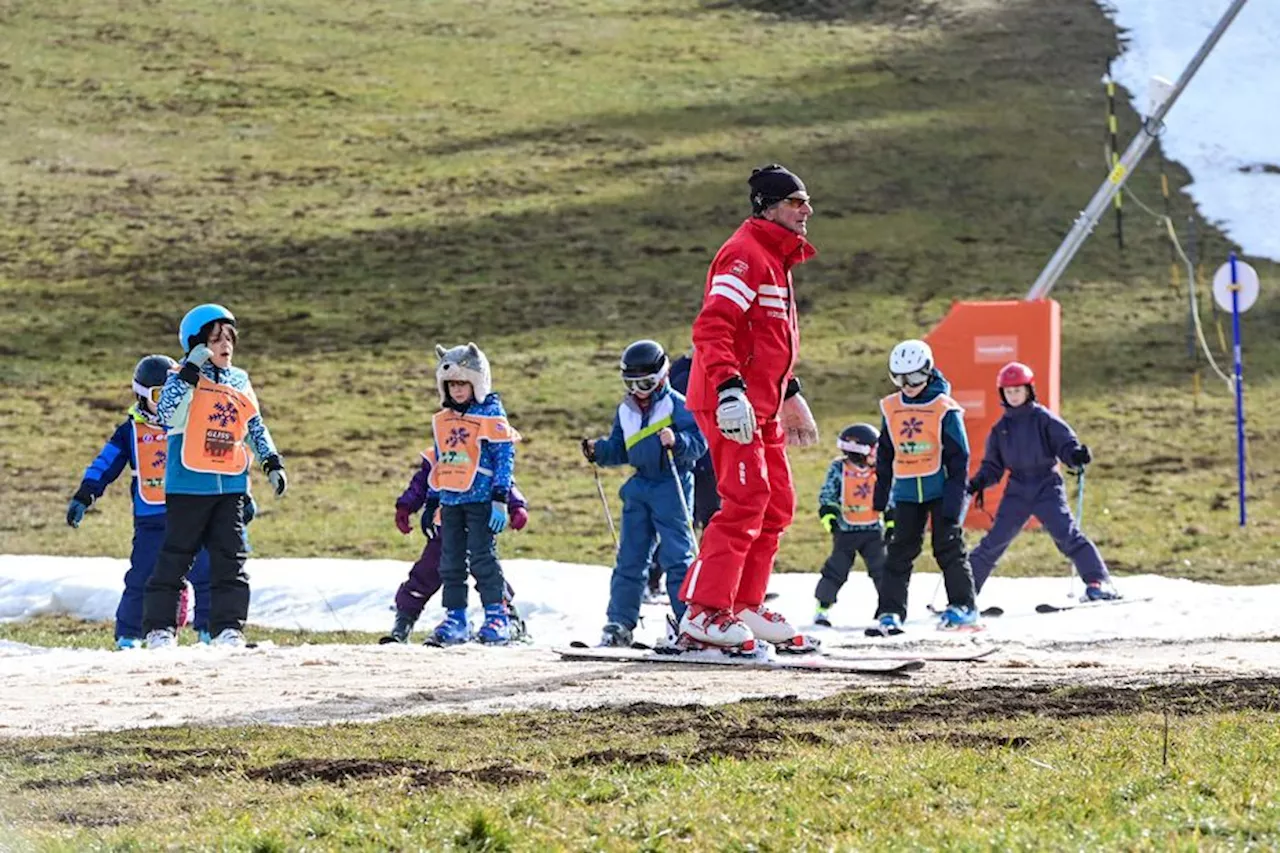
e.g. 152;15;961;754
382;452;530;644
965;361;1117;600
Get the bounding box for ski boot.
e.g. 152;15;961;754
1084;582;1121;602
476;603;510;645
145;628;177;649
676;605;756;654
210;628;247;648
735;603;820;653
599;622;633;648
198;630;212;645
814;602;833;628
115;637;143;650
426;608;469;646
379;610;417;645
936;605;982;632
865;612;904;637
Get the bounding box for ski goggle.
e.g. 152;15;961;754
837;438;875;456
623;373;663;395
890;370;931;388
132;381;163;403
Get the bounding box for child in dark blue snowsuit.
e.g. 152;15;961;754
65;355;216;647
966;362;1116;599
582;340;708;647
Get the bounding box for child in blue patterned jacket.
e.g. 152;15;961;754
140;304;286;649
423;342;517;646
66;355;223;648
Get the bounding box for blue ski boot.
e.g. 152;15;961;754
476;603;510;645
814;603;833;628
937;605;980;631
115;637;143;650
427;608;470;646
1085;582;1121;602
865;612;904;637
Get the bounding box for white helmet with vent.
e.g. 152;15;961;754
888;339;934;387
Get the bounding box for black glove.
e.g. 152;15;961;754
1069;445;1092;468
66;485;96;528
242;494;257;525
966;479;986;510
881;507;895;547
262;454;287;496
421;498;439;539
581;438;596;464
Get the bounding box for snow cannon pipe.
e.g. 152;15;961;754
1024;0;1250;301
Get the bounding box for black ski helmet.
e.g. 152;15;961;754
620;339;669;396
132;354;177;408
837;423;879;463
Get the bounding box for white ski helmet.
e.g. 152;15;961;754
888;339;934;385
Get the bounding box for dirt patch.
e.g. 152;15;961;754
571;748;679;768
21;760;220;790
246;758;544;790
53;809;133;828
766;678;1280;726
704;0;940;25
904;731;1034;749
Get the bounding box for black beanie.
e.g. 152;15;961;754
749;164;806;214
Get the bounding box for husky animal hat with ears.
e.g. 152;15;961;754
434;342;492;402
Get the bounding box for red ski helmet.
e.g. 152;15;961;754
997;361;1035;388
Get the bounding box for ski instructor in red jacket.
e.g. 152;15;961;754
677;164;820;653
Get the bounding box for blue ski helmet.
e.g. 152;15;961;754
178;304;236;353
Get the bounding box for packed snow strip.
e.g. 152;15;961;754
1101;0;1280;260
3;555;1280;653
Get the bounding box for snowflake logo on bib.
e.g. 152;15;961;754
899;416;924;439
446;426;471;447
208;401;239;428
853;482;872;499
152;450;167;470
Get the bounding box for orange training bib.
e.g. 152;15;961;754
426;409;513;494
132;420;168;505
840;461;880;525
181;375;260;475
879;392;962;479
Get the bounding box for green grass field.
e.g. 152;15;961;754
2;0;1279;847
2;677;1278;850
3;0;1276;581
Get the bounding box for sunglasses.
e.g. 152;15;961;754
623;374;662;394
890;370;931;389
778;195;811;210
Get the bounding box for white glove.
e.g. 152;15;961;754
715;387;757;445
781;393;819;447
186;344;213;367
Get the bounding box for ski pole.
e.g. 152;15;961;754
666;448;699;556
590;463;619;551
1067;467;1086;600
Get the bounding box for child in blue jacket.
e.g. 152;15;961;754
814;423;887;627
66;355;220;648
424;342;517;646
581;340;708;648
141;304;286;649
966;362;1117;599
871;340;979;634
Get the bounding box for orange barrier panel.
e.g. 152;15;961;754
924;299;1061;530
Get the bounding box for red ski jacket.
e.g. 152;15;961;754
686;218;816;420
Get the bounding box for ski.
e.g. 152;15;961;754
552;646;924;675
1035;595;1153;614
927;604;1004;618
827;646;998;663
